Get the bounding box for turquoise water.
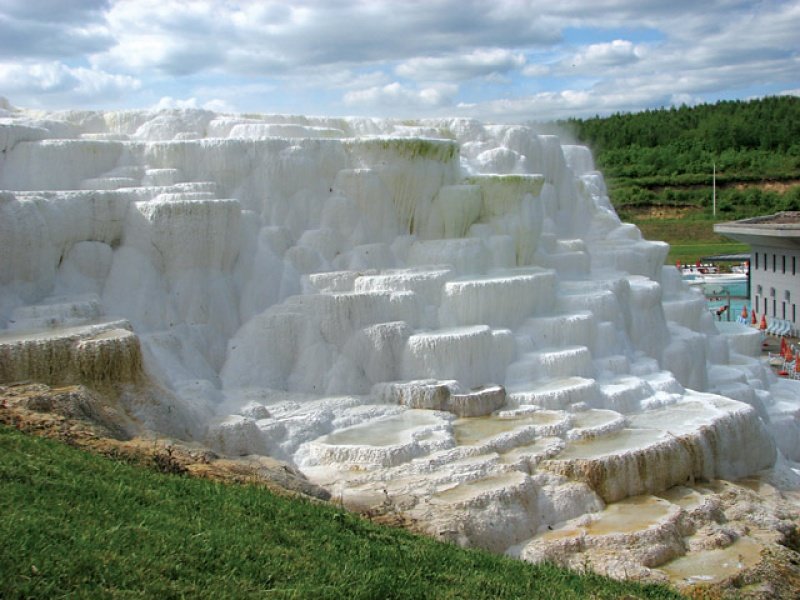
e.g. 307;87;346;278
702;281;747;298
699;280;749;317
681;276;750;318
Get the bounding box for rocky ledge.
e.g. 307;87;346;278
0;382;329;501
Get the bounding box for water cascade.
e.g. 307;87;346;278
1;99;798;585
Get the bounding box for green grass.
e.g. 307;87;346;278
628;217;749;265
665;243;749;265
0;425;682;599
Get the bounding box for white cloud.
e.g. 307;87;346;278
96;0;558;77
152;96;199;110
285;68;391;92
344;82;457;109
0;0;113;59
669;93;703;107
97;1;227;76
152;96;234;112
0;0;797;119
202;98;235;113
0;1;110;24
396;49;526;82
475;0;800;120
0;61;139;100
560;40;642;72
0;62;73;94
457;89;632;121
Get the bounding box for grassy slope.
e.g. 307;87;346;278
632;217;749;264
0;426;681;599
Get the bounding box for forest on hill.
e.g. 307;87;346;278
560;95;800;221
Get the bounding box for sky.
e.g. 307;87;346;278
0;0;798;122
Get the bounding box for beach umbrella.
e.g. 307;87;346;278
741;305;748;319
795;350;800;374
760;314;768;330
751;309;758;326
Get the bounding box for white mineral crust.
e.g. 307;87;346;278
1;99;798;579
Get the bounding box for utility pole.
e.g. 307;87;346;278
712;161;716;217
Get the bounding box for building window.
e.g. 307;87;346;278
757;285;763;295
793;256;796;275
764;297;768;314
794;304;797;322
773;254;776;272
773;298;777;316
764;253;768;269
783;255;786;273
783;302;786;319
786;290;791;302
770;287;776;297
755;295;760;312
755;253;759;269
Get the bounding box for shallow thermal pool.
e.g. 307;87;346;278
453;411;565;446
627;400;724;434
557;428;666;459
432;471;528;504
320;410;443;447
538;494;676;540
659;536;765;584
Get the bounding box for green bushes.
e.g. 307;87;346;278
564;96;800;156
559;96;800;220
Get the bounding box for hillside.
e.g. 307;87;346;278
0;422;681;600
560;96;800;261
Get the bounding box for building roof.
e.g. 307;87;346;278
699;253;750;262
714;212;800;249
728;212;800;226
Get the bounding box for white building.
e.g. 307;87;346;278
715;212;800;330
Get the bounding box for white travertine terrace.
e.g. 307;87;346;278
1;97;798;582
